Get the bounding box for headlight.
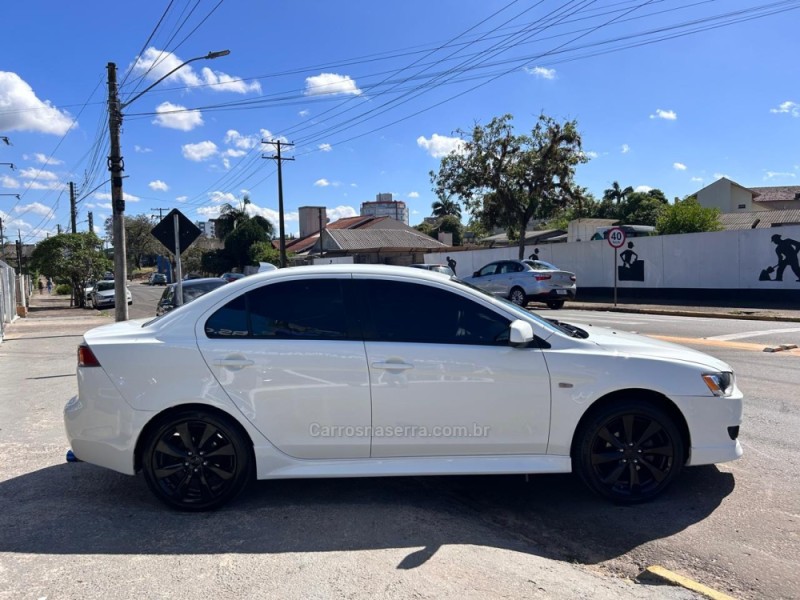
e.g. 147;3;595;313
702;372;735;397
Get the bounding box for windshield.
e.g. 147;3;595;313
95;281;115;292
522;259;558;271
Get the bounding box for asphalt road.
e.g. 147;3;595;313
2;295;798;599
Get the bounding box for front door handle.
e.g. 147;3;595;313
215;357;255;368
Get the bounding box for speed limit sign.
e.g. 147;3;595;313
607;226;627;249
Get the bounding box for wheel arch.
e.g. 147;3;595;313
569;388;691;463
134;402;256;473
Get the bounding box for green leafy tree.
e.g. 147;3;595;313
656;196;723;235
616;190;669;226
29;232;110;307
249;241;281;266
432;113;586;259
104;213;161;269
602;181;634;205
224;219;269;270
201;248;230;275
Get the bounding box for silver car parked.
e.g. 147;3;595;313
462;259;576;309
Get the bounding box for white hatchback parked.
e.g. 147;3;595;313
65;265;742;510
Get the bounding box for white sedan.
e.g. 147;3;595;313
65;265;742;511
90;280;132;309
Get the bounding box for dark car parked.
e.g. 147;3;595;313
156;278;228;316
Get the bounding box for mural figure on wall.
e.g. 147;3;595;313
618;241;645;281
760;235;800;282
446;255;457;275
528;248;540;261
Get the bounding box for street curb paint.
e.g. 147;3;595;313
639;566;738;600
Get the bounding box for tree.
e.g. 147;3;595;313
656;197;723;235
432;114;587;259
616;190;669;226
104;213;162;270
224;219;269;270
249;241;281;266
602;181;634;205
29;232;110;307
431;194;462;219
215;194;253;240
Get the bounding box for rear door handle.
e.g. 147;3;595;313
215;358;255;368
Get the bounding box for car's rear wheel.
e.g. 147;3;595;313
547;299;565;310
509;287;527;306
141;409;252;511
573;400;684;503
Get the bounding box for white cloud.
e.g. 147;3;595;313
327;205;357;221
224;129;259;150
299;110;310;117
765;171;797;180
408;191;420;198
200;66;261;94
182;141;218;161
314;178;331;187
19;167;58;181
635;185;653;193
96;202;113;210
14;202;54;219
222;157;231;170
524;66;556;80
129;48;259;94
134;145;152;153
673;162;687;171
690;177;704;183
152;101;204;131
650;108;677;120
318;143;332;152
208;191;237;205
176;195;188;202
29;153;63;165
770;101;799;117
350;183;358;188
149;180;169;191
305;73;362;96
223;149;247;158
621;144;630;154
1;175;20;188
0;71;75;135
584;151;599;159
417;134;466;158
713;173;729;180
27;181;66;191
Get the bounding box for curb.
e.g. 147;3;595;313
566;305;800;323
638;566;738;600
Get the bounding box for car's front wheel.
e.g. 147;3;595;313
509;287;527;306
141;409;252;511
573;400;684;503
547;299;565;310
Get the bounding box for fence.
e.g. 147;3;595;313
0;260;17;341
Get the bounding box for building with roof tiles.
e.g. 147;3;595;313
695;177;800;213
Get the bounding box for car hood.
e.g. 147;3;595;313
579;325;731;372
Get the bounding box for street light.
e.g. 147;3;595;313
1;163;15;170
107;50;230;321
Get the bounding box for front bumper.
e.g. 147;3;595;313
677;393;744;466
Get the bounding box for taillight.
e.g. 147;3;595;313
570;276;576;282
535;274;552;281
78;343;101;367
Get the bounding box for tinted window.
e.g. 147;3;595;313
183;280;226;302
362;280;510;346
205;279;349;340
478;264;497;277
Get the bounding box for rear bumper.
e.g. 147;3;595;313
530;289;576;301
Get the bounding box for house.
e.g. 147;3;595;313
283;206;447;265
695;177;800;213
479;229;566;247
718;209;800;230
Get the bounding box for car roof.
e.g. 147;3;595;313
167;277;227;288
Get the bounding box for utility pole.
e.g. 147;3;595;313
0;217;5;261
151;207;168;221
16;230;23;273
69;182;77;233
57;224;62;235
107;62;128;321
263;139;294;268
88;212;94;234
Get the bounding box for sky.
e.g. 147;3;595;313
1;0;799;244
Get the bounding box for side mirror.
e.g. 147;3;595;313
473;271;480;278
509;319;535;347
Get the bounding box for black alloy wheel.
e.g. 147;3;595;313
142;410;252;511
547;299;565;310
574;401;684;503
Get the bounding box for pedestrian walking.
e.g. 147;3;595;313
46;279;52;294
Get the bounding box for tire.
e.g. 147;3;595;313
573;400;684;503
141;409;252;511
547;299;565;310
509;287;527;306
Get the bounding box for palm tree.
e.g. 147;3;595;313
431;195;462;219
602;181;633;205
215;195;252;239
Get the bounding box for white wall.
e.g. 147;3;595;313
427;225;800;290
